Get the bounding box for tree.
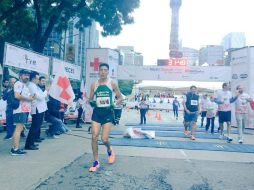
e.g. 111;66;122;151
118;80;134;96
0;0;140;53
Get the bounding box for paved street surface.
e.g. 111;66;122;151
1;108;254;190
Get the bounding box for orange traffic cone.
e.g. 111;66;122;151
146;111;151;117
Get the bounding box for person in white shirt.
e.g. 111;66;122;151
25;72;48;150
205;96;218;134
200;94;209;128
214;82;239;142
234;85;252;143
11;69;34;156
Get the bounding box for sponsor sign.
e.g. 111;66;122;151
4;43;49;74
52;58;81;80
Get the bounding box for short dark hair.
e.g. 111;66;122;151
30;71;39;81
190;85;197;90
39;76;46;81
19;69;30;75
222;82;228;88
99;63;109;70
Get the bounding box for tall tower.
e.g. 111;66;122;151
169;0;182;58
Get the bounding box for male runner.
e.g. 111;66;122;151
89;63;122;172
182;86;200;140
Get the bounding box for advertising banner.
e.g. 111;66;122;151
4;43;49;75
231;47;254;128
52;58;81;80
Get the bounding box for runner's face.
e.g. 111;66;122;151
190;87;197;94
99;66;109;79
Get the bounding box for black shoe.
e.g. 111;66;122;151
24;145;39;150
11;148;26;156
76;125;82;128
39;137;45;141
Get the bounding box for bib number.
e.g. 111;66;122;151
96;97;110;107
191;100;198;106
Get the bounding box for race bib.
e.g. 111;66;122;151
191;100;198;106
96;97;110;107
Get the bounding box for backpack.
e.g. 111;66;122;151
10;82;24;110
9;89;20;109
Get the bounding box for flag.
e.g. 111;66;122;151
49;65;75;104
80;79;87;98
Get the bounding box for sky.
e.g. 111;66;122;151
99;0;254;89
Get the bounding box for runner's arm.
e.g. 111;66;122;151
112;81;123;106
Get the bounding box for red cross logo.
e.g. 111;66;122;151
90;58;100;71
57;76;71;100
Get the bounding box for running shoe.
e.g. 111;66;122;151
238;139;243;144
190;135;196;140
89;160;100;172
227;136;233;143
108;149;115;164
11;148;26;156
184;130;189;136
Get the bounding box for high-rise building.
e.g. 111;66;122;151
199;45;224;66
181;47;199;66
43;19;99;79
117;46;143;66
221;32;246;51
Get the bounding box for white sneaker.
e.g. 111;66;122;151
52;135;60;139
238;139;243;144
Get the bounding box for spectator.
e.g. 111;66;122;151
172;97;180;120
11;69;34;156
139;95;149;125
25;72;48;150
3;77;16;140
76;92;85;128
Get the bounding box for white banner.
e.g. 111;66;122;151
4;43;49;75
117;65;231;82
86;48;119;95
231;47;254;128
52;58;81;80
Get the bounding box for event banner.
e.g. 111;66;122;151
52;58;81;80
117;65;231;82
231;47;254;129
4;43;49;75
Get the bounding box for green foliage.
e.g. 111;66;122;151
0;0;140;53
118;80;134;96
